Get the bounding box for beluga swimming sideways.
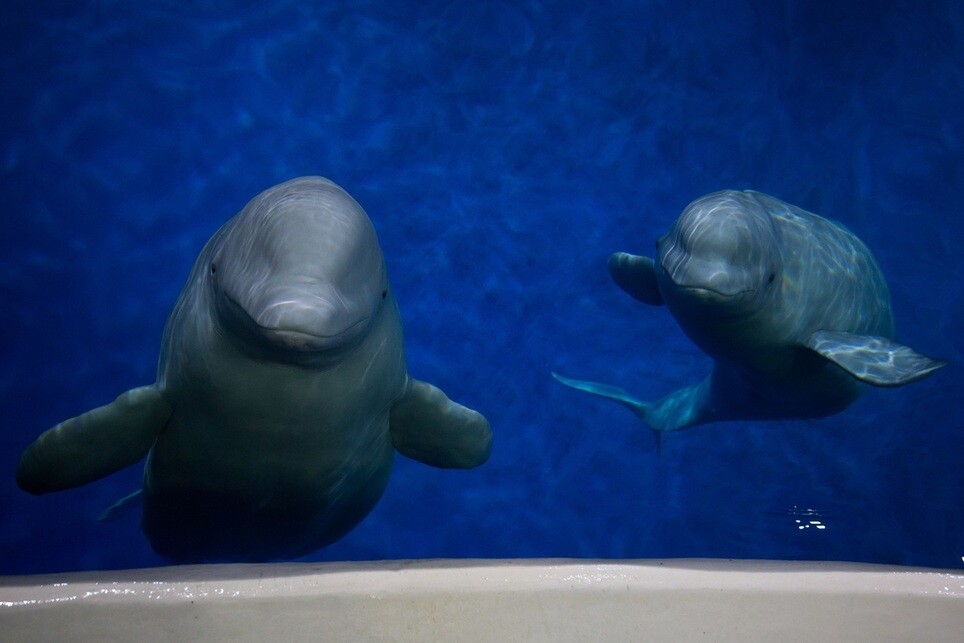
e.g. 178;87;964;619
554;190;945;448
17;176;492;562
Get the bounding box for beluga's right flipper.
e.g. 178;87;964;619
16;386;172;495
608;252;664;306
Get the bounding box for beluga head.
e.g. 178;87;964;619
209;176;389;361
655;190;782;320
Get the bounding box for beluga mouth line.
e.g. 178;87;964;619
255;316;371;340
676;284;756;297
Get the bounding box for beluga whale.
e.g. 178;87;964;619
17;176;492;562
554;190;945;448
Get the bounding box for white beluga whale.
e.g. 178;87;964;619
554;190;945;447
17;176;492;562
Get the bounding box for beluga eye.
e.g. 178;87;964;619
210;263;217;275
381;290;387;300
768;273;775;283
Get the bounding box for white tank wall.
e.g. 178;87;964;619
2;559;962;642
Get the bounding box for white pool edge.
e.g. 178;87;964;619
2;559;962;642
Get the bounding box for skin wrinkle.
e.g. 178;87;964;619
361;335;389;386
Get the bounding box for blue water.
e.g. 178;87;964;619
1;1;961;575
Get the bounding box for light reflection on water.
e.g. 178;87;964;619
782;505;828;532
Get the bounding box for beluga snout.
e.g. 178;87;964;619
657;190;780;308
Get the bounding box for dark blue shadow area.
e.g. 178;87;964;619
1;0;961;574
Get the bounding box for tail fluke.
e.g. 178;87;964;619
551;372;650;416
551;372;663;453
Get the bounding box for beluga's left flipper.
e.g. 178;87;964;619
390;378;492;469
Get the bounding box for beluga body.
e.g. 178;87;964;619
555;190;945;446
17;176;492;562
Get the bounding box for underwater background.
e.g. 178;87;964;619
1;0;961;575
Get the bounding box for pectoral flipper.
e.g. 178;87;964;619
17;386;172;495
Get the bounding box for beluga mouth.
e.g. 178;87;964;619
219;286;374;358
658;246;759;303
253;308;371;353
677;283;756;299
